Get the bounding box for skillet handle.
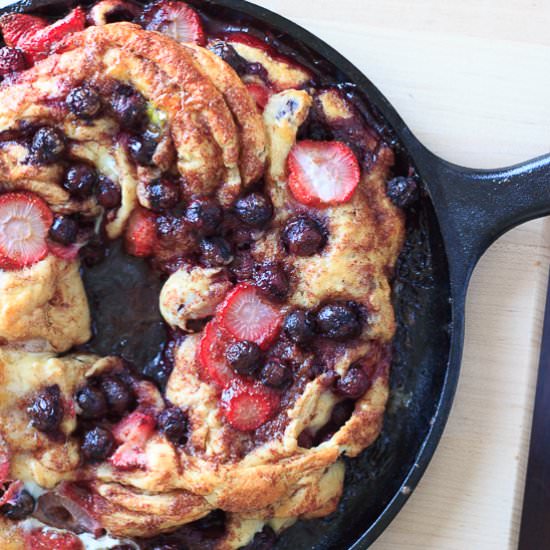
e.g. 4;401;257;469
412;147;550;293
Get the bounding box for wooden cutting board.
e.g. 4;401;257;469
259;1;550;548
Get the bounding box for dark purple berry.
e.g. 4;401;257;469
226;341;262;375
0;47;27;75
66;85;101;119
128;133;157;166
234;193;273;228
81;427;115;462
315;303;361;341
297;429;314;449
0;489;35;520
261;359;291;388
75;383;107;419
100;375;134;416
48;215;78;245
200;237;233;267
111;85;146;129
283;310;315;346
96;176;121;208
184;197;222;236
157;407;188;446
208;40;248;75
27;385;63;433
64;164;97;198
253;261;289;301
147;178;180;212
31;127;65;164
386;176;419;208
334;367;371;399
282;215;326;256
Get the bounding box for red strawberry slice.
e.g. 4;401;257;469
198;319;238;389
143;1;205;46
48;241;83;261
287;140;361;208
25;529;83;550
245;82;271;111
218;283;282;350
20;7;86;63
221;379;280;431
110;411;156;470
0;191;53;270
124;208;157;257
0;13;47;48
0;480;23;508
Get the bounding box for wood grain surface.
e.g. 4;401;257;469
255;1;550;549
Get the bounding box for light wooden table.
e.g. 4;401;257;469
257;1;550;548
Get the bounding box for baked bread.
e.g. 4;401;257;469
0;2;409;548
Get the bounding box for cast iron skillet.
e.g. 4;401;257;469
2;0;550;548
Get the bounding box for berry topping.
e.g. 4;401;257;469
208;40;248;74
283;309;316;346
81;426;115;463
157;407;188;446
253;261;289;302
260;359;291;388
218;283;282;350
75;383;107;419
386;176;419;208
221;379;279;432
245;82;271;111
48;241;83;261
0;488;35;520
334;367;371;399
25;528;84;550
184;196;222;236
27;384;63;434
111;85;147;130
0;191;53;270
0;14;46;49
287;140;361;207
125;208;157;257
88;0;139;26
66;85;102;119
110;411;156;470
128;133;157;165
198;319;238;388
96;176;122;209
199;236;233;267
31;126;66;164
64;164;97;198
147;177;180;212
100;375;135;416
225;340;262;376
49;215;78;245
0;47;27;76
316;302;361;341
0;438;9;484
143;0;206;46
233;192;273;228
282;215;326;256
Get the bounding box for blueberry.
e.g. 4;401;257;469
200;237;233;267
226;341;262;375
49;215;78;245
233;193;273;228
386;176;418;208
96;176;121;209
64;164;97;198
283;309;316;346
184;197;222;236
0;489;34;520
147;178;180;212
253;261;289;301
128;133;157;166
315;303;361;341
261;359;291;388
334;367;370;399
100;375;134;416
81;426;115;462
111;85;147;129
66;85;101;119
208;40;248;75
157;407;188;446
76;383;107;420
27;385;63;433
31;127;65;164
282;215;326;256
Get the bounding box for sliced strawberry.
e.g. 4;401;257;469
110;411;156;470
221;379;280;431
143;0;205;46
0;191;53;270
124;208;157;257
245;82;271;111
218;283;282;350
287;140;361;208
0;13;47;48
0;480;23;508
18;7;86;63
198;319;238;389
25;529;83;550
48;240;83;261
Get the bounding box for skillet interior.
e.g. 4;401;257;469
0;0;454;547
